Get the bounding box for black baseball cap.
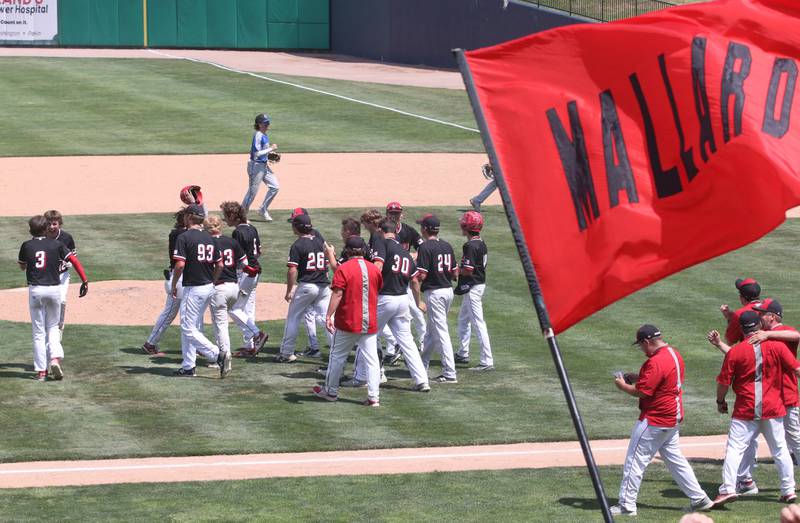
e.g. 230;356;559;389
739;310;761;332
632;324;661;345
287;207;308;222
292;213;312;232
185;204;205;217
416;214;440;231
753;298;783;317
735;278;761;300
345;235;363;250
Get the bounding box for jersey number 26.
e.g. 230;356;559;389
306;252;326;271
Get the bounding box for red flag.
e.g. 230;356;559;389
465;0;800;333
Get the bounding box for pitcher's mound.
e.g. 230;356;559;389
0;281;288;325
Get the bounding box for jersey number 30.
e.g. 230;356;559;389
306;252;326;271
391;255;410;276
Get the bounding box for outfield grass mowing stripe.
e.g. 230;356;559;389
147;49;480;134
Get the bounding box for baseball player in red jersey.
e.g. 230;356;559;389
275;213;332;363
416;214;459;384
610;325;714;516
43;210;76;338
721;278;762;344
171;204;231;378
143;208;187;356
18;215;88;381
714;311;800;506
220;202;267;357
313;236;383;407
454;211;493;371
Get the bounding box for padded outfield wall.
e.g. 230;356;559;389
4;0;329;49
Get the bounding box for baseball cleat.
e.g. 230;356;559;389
219;351;232;378
380;368;388;384
50;360;63;381
413;382;431;393
173;367;197;377
736;479;759;496
142;342;165;356
261;210;273;222
690;497;715;512
234;348;255;358
385;351;403;366
251;331;269;355
341;378;367;388
431;375;458;384
780;492;798;503
608;505;636;516
469;199;481;212
273;353;297;363
712;492;738;506
362;398;380;408
454;354;470;364
298;347;322;358
206;362;220;369
469;365;495;372
35;370;47;381
312;385;337;402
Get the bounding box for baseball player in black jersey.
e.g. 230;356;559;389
221;201;267;358
18;215;88;381
385;202;426;358
206;216;248;362
415;214;458;383
454;211;494;371
143;208;188;356
171;204;231;377
43;210;76;338
275;213;333;363
360;209;398;361
351;219;430;391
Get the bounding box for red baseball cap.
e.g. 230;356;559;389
753;298;783;317
386;201;403;212
287;207;308;222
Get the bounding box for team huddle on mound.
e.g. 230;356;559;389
610;278;800;516
136;196;494;408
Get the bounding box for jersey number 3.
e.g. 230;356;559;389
34;250;47;269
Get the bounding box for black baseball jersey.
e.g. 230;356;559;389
458;237;488;286
288;234;329;284
368;231;385;261
416;237;456;292
167;227;187;269
215;235;247;283
18;237;71;286
377;238;418;296
339;235;372;264
174;228;221;286
396;223;423;252
232;223;261;268
53;229;76;273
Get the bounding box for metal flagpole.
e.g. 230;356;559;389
454;48;614;523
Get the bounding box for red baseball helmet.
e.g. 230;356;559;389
386;201;403;213
180;185;203;205
460;210;483;232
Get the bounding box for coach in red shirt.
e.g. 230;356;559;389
715;310;800;505
313;236;383;407
609;325;713;517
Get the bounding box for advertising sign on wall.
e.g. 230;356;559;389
0;0;58;42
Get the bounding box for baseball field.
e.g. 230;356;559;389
0;48;795;522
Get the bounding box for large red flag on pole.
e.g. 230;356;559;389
465;0;800;334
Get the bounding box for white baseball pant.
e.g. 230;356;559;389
720;417;795;496
230;272;259;348
738;406;800;483
279;283;331;356
28;285;64;372
456;283;493;366
57;270;70;332
421;287;456;380
179;284;219;370
326;330;380;401
243;161;279;213
146;272;183;347
407;287;426;347
211;282;239;355
353;294;428;386
617;419;709;512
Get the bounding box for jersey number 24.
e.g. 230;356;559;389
436;253;452;273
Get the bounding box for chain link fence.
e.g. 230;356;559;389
528;0;677;22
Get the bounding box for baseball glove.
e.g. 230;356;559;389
481;162;495;180
623;373;639;385
267;151;281;163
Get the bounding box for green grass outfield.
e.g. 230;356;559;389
0;57;480;157
0;463;786;522
0;207;797;462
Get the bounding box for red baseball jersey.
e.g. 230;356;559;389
717;339;800;420
635;345;685;428
774;324;800;408
331;256;383;334
725;301;759;345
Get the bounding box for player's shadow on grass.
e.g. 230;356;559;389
119;365;182;377
279;371;324;380
0;362;33;379
282;391;362;405
558;497;683;513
